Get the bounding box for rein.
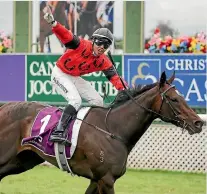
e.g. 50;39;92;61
76;114;126;144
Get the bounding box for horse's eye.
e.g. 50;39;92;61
171;98;178;103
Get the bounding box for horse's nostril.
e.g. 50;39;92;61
194;120;204;128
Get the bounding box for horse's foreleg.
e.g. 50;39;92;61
98;173;115;194
85;180;99;194
84;179;115;194
97;179;115;194
101;184;115;194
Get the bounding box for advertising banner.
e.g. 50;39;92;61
124;54;206;107
27;54;122;104
0;55;25;101
27;55;62;102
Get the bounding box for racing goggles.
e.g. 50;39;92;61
94;39;111;49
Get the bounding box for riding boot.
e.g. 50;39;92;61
50;104;77;146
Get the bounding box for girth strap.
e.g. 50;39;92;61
54;143;74;176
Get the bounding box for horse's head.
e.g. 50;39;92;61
154;71;204;135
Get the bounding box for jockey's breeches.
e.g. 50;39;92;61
51;66;103;110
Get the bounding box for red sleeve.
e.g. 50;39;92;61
101;56;128;90
52;22;73;44
110;75;128;90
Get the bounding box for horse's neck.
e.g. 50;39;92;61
110;90;157;152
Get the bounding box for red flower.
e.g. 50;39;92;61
166;40;172;46
188;37;192;41
145;43;150;49
159;41;166;49
154;28;160;34
201;46;206;53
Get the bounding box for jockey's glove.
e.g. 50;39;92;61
43;6;57;27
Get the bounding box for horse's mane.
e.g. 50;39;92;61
109;83;157;108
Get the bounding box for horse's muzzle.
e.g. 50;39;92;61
194;120;204;129
188;120;204;134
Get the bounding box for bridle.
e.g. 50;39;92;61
132;84;190;132
158;84;189;133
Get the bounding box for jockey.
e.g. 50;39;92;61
43;6;128;145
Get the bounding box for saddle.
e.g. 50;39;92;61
22;106;91;175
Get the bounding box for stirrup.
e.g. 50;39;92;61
50;135;71;146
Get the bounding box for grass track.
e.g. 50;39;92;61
0;166;205;194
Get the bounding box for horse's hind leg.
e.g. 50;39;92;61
0;150;44;182
0;158;25;182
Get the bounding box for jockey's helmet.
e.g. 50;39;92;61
91;28;113;45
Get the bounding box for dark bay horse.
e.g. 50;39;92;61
0;72;204;194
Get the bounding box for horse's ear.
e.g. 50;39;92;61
159;71;166;88
167;71;175;84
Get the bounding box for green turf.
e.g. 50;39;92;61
0;166;205;194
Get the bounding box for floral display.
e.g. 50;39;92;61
0;30;12;53
145;28;206;53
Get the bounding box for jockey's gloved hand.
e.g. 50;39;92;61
43;6;57;27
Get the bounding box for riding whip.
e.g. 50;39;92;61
107;50;128;90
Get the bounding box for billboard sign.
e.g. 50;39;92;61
124;54;206;107
0;55;25;101
27;54;122;104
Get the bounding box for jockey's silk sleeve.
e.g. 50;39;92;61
102;66;116;80
52;22;80;49
109;74;126;90
103;67;126;90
